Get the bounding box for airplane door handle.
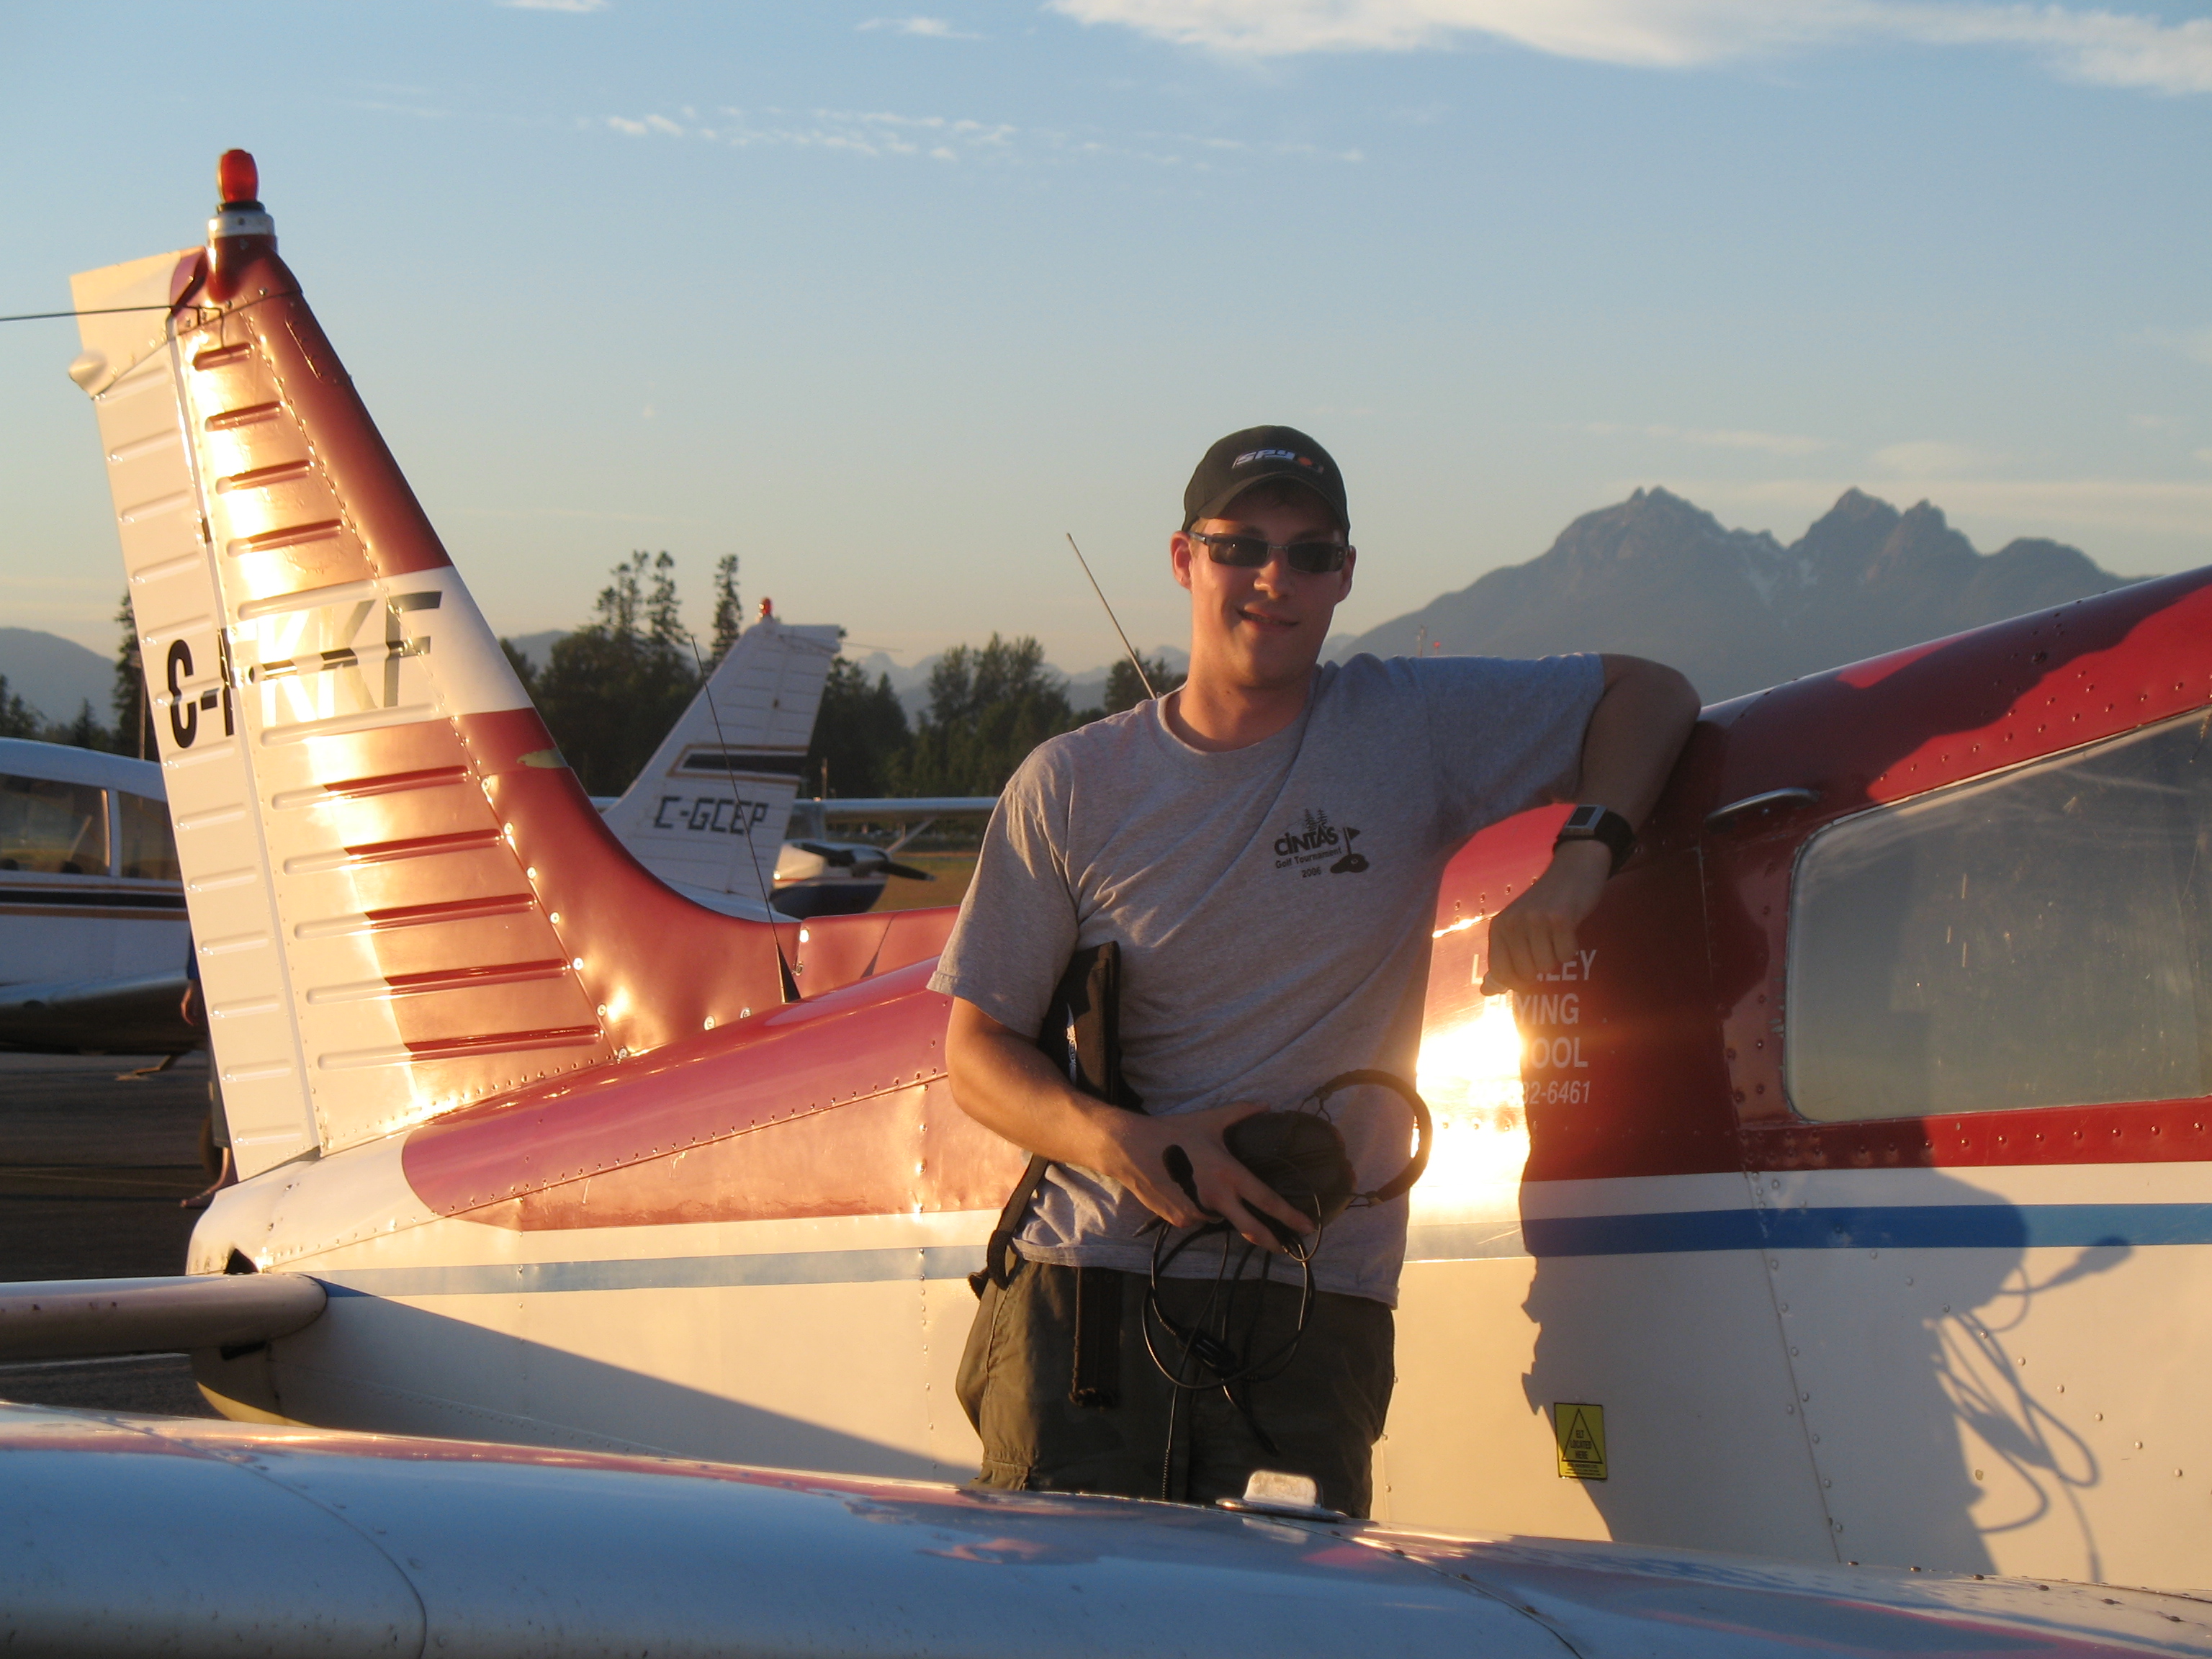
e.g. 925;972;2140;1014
1704;787;1820;834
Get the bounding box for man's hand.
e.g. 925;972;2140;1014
1091;1100;1313;1254
945;1000;1313;1255
1478;654;1699;997
1480;839;1610;996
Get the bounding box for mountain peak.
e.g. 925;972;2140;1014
1869;500;1977;581
1335;485;2135;701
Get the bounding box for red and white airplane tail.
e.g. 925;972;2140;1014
71;154;790;1179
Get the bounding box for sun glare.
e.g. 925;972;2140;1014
1413;991;1532;1208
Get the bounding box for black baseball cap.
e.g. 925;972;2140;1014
1182;425;1349;532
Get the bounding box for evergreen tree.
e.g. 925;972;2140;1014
532;551;702;796
0;676;40;740
112;592;153;759
708;554;743;667
644;550;683;651
900;634;1076;796
498;638;539;698
806;652;911;799
1102;652;1183;716
55;700;109;753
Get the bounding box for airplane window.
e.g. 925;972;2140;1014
0;774;112;876
117;791;181;882
1788;709;2212;1120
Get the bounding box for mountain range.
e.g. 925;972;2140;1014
1336;487;2141;703
0;629;112;725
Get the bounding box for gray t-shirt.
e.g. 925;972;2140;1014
930;651;1604;1305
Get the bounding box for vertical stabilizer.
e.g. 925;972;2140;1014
600;609;837;904
73;154;786;1176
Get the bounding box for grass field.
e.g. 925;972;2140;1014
871;852;979;914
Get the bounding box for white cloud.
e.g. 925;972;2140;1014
589;102;1357;168
1581;420;1830;456
858;16;984;37
2196;447;2212;466
504;0;607;11
1870;439;2009;475
1050;1;2212;93
2183;326;2212;367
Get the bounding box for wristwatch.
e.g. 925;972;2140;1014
1554;804;1637;876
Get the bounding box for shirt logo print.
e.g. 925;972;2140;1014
1274;809;1370;878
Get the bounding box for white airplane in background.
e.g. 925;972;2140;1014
4;152;2211;1656
773;794;995;917
590;604;836;925
0;737;195;1055
588;607;994;922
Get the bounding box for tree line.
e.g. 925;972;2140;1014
0;596;164;759
505;552;1180;799
24;554;1182;801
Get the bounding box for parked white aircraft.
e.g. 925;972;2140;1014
591;607;835;924
0;737;194;1053
6;150;2211;1655
588;608;994;920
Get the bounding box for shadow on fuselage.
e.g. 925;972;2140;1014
194;1291;957;1483
1517;1175;2038;1573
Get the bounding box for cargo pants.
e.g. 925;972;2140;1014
956;1256;1394;1517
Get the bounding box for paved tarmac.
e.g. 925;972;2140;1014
0;1050;221;1417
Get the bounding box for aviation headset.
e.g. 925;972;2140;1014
1143;1070;1430;1489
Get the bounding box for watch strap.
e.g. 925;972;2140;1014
1554;804;1637;876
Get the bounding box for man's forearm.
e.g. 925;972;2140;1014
945;1001;1129;1173
1482;656;1698;994
1578;656;1700;830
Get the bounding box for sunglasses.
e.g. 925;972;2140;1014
1187;530;1352;575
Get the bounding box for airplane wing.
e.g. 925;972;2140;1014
0;970;196;1055
0;1272;323;1362
6;1403;2206;1658
811;796;999;820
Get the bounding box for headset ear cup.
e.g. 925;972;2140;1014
1223;1112;1357;1236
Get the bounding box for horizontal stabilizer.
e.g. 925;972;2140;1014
0;1273;324;1363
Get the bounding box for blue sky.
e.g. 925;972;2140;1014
3;1;2207;673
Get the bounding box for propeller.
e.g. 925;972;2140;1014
792;842;934;883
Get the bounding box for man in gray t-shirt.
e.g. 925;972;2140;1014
935;425;1698;1515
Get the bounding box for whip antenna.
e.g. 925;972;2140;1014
1066;532;1156;701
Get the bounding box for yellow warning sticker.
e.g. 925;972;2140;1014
1554;1403;1607;1480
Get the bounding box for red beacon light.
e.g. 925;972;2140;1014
757;598;775;621
217;149;259;208
207;148;276;264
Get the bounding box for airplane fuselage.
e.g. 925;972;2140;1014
184;559;2212;1590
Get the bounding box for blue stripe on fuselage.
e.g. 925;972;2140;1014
305;1203;2212;1300
1520;1202;2212;1257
